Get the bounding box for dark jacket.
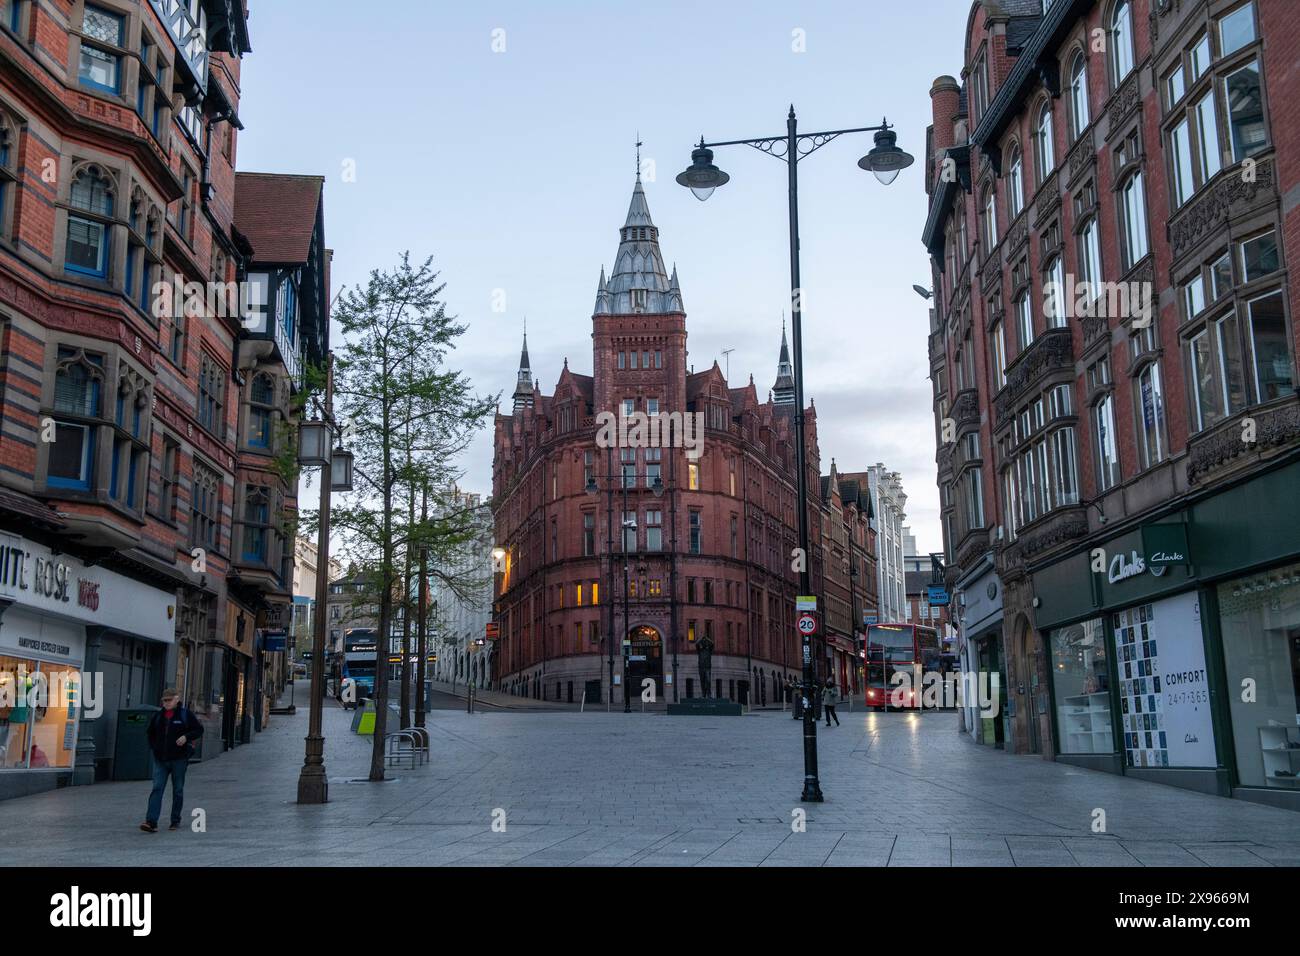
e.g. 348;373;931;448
146;706;204;762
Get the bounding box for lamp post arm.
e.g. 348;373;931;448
701;121;892;163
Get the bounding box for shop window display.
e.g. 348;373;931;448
1050;618;1113;754
1113;591;1216;769
1218;563;1300;789
0;657;80;770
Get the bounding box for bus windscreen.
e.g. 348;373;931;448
867;625;917;662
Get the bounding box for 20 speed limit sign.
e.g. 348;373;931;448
797;612;818;636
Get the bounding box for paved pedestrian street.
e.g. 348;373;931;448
6;701;1298;868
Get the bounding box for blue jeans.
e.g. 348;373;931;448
146;756;189;827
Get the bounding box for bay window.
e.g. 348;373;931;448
66;166;115;278
78;5;123;94
1246;291;1292;402
248;372;275;449
1224;59;1265;162
48;349;103;490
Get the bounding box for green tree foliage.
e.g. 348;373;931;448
330;253;497;781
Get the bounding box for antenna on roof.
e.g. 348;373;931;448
721;348;735;381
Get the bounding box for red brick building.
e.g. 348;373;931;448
0;1;328;796
924;0;1300;806
491;177;877;707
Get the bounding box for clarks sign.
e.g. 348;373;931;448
1141;523;1191;569
1107;550;1169;584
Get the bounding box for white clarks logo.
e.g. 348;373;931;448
49;887;151;936
1108;550;1146;584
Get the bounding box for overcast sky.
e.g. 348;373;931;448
237;0;974;555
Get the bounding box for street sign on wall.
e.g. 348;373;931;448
927;586;949;606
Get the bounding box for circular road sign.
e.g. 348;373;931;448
797;612;818;636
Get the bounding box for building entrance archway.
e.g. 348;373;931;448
625;625;664;702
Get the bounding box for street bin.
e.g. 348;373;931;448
112;706;160;781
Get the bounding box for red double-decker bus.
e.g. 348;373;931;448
863;623;941;710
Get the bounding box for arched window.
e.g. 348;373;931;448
66;165;115;277
1110;1;1135;86
981;186;997;253
1007;144;1024;218
249;373;275;448
1034;101;1055;182
49;347;104;490
1068;52;1090;141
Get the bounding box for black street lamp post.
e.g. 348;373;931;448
587;471;664;712
677;107;913;802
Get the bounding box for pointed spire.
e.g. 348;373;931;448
666;263;684;312
624;177;655;229
593;265;611;315
608;177;671;313
773;317;795;406
512;322;534;412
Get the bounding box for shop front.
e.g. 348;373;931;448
1032;457;1300;808
955;557;1005;746
0;531;176;799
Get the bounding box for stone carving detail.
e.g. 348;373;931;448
954;388;980;428
1107;73;1141;132
1187;399;1300;483
981;253;1004;295
1006;216;1029;255
956;535;991;575
994;328;1073;425
1020;512;1089;561
1170;159;1274;258
937;443;954;476
1035;170;1060;222
1066;127;1094;182
1081;312;1108;344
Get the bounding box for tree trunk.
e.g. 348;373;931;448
399;482;413;731
369;443;393;781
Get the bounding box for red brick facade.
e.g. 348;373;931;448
491;180;878;706
924;0;1300;756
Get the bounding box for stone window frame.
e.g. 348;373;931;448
1032;95;1057;188
1175;220;1291;431
1065;45;1091;144
37;331;153;517
0;103;20;247
1105;0;1138;92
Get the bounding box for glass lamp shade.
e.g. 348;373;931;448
297;420;330;466
676;144;729;202
329;447;353;491
857;128;914;186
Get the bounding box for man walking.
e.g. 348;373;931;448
140;689;203;833
823;677;841;727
